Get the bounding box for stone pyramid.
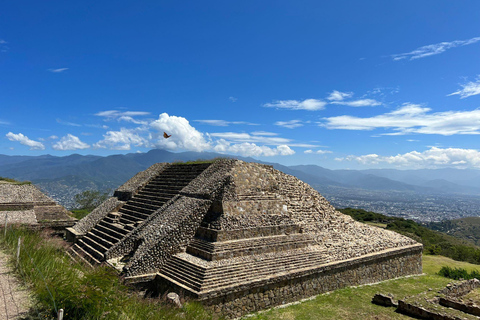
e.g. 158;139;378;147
67;159;422;318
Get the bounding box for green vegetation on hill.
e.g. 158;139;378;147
426;217;480;246
0;227;221;320
438;266;480;280
338;208;480;265
0;176;31;185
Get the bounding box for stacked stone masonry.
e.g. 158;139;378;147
66;159;423;318
0;183;75;226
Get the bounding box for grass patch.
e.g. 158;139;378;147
0;226;223;320
70;209;91;220
244;255;479;320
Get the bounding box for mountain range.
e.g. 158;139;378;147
1;149;480;209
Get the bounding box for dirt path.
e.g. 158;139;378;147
0;250;31;320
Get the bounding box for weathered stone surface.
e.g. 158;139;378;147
0;183;74;226
372;293;398;307
68;159;423;318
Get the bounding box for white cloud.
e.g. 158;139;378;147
275;120;303;129
194;120;258;126
94;128;148;150
229;96;237;102
56;118;81;127
338;147;480;169
213;139;294;157
48;135;59;140
251;131;278;136
323;103;480;135
331;99;382;107
263;99;327;111
0;119;9;125
392;36;480;61
304;149;332;154
150;113;211;152
448;76;480;99
48;68;69;73
327;90;353;101
52;134;90;150
95;110;150;123
6;132;45;150
209;132;291;145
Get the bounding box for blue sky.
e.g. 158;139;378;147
1;0;480;169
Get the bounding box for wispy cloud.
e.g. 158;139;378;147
95;110;150;124
304;149;332;154
229;96;237;102
323;103;480;135
194;119;258;126
337;147;480;169
52;134;90;150
448;76;480;99
6;132;45;150
48;68;69;73
0;39;8;52
275;120;303;129
327;90;353;101
209;131;291;145
392;36;480;61
250;131;278;136
56;118;81;127
263;99;327;111
331;99;382;107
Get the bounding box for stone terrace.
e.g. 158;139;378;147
0;183;75;227
66;159;423;318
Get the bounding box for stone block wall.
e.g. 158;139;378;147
202;244;423;318
70;197;124;235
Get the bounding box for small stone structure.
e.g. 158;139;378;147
67;159;422;317
0;182;75;228
396;279;480;320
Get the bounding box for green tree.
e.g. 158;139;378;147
74;190;108;211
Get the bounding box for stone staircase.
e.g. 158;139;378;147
69;163;211;266
157;224;328;296
159;248;329;294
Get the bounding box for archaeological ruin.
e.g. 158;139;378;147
0;181;75;228
66;159;423;318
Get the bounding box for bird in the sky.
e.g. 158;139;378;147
163;132;171;139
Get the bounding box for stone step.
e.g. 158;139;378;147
99;221;129;236
159;250;329;292
77;238;105;261
136;189;179;198
71;243;101;265
82;234;109;253
122;201;157;213
118;207;149;220
85;231;114;250
131;196;169;207
118;212;142;225
69;245;96;267
159;265;204;291
94;223;125;241
90;227;121;245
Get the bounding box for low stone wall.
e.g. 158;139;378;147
194;244;422;318
439;297;480;317
114;163;169;201
439;279;480;298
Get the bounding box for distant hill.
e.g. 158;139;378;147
2;149;480;210
426;217;480;246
